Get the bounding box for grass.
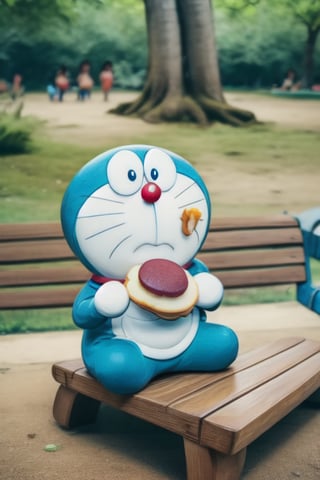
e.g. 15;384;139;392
1;93;319;333
0;308;76;334
1;122;319;221
0;100;41;155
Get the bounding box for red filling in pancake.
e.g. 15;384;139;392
138;259;188;297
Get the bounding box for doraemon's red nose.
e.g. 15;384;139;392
141;182;162;203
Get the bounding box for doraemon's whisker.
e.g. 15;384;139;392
174;182;196;199
78;212;124;219
85;222;125;240
194;228;200;243
85;195;125;205
178;198;205;209
153;204;159;244
109;235;133;258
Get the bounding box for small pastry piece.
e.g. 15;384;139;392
125;259;199;320
181;208;202;236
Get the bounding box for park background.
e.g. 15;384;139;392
1;3;320;480
1;0;320;91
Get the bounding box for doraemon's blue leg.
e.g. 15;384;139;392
82;323;238;394
173;322;239;372
83;338;161;395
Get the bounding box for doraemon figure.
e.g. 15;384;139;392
61;145;238;394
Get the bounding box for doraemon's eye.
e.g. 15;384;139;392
128;169;137;182
107;150;143;195
150;168;158;181
144;149;176;191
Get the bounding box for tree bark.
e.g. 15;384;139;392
110;0;256;126
302;26;319;89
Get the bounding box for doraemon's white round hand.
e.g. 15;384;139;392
194;272;224;310
94;281;130;317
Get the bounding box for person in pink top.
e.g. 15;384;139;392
99;61;113;101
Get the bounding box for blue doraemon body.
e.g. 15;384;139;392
61;145;238;394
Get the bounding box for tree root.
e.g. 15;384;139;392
109;91;257;127
143;96;208;125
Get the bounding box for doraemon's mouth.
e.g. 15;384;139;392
133;242;174;252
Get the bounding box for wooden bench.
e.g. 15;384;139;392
1;214;319;480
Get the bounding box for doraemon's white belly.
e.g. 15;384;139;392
111;301;199;360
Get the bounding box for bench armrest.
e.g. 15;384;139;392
295;207;320;315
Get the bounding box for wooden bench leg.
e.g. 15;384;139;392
184;438;246;480
53;385;101;429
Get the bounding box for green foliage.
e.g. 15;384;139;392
0;102;39;154
0;0;78;24
281;0;320;31
113;61;146;89
216;0;320;30
0;0;319;89
215;4;320;86
0;1;146;90
214;0;260;17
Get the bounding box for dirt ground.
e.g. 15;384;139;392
23;91;320;138
1;304;320;480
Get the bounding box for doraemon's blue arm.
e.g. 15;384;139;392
189;258;224;312
72;281;106;329
73;279;130;329
188;258;209;275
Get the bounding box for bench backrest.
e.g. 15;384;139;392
0;216;306;310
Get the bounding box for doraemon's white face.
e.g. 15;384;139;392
75;148;209;279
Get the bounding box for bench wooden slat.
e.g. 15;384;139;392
53;361;198;438
215;264;306;288
51;338;310;441
0;217;297;241
198;247;305;270
133;337;305;405
211;216;298;231
52;339;305;408
0;239;73;263
201;352;320;454
0;265;306;308
0;249;305;287
203;227;303;251
0;265;90;287
0;222;63;241
167;339;320;439
0;287;81;309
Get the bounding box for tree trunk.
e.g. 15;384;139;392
110;0;256;126
301;26;319;89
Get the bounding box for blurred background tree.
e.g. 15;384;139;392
217;0;320;88
111;0;256;125
0;0;319;92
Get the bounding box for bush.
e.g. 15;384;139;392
113;60;146;90
0;101;36;155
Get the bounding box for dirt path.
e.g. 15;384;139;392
23;91;320;145
1;304;320;480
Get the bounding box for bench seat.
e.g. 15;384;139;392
52;337;320;479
